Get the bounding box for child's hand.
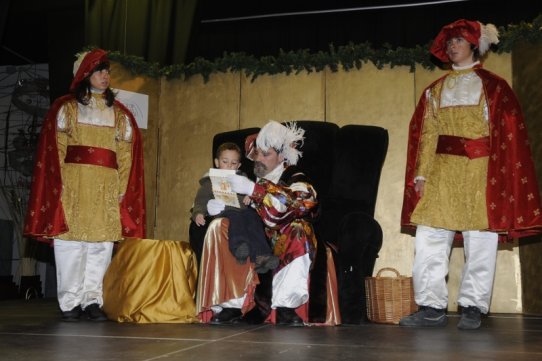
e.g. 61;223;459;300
243;195;251;206
195;213;206;226
207;199;226;216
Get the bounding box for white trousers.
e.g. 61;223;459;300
54;239;114;311
219;253;311;311
413;225;498;314
271;253;310;309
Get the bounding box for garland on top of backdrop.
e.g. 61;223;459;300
105;14;542;82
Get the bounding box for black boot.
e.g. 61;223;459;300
457;306;482;330
276;307;304;327
61;305;82;322
210;308;242;325
84;303;108;322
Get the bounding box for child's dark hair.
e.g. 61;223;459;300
470;44;481;61
74;61;115;107
215;142;241;159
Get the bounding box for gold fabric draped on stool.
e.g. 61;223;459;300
103;238;198;323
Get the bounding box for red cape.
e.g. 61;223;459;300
24;94;146;240
401;67;542;240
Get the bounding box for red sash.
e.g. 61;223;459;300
64;145;118;169
436;135;490;159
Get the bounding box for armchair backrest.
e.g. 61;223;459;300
329;125;389;217
212;122;388;216
291;121;340;198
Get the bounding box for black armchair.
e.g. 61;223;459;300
190;121;388;324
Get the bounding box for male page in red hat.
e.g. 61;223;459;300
400;19;542;330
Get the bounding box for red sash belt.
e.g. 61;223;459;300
64;145;118;169
436;135;490;159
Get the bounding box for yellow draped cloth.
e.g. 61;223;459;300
103;238;198;323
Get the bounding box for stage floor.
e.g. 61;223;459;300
1;298;542;361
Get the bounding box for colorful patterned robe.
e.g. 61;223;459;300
251;165;319;270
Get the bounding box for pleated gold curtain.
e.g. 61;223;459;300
85;0;197;65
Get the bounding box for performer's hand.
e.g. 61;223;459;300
207;199;226;216
228;174;255;195
194;213;206;226
415;180;425;198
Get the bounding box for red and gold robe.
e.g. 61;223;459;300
24;94;146;241
401;66;542;240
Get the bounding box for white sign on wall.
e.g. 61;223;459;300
114;88;149;129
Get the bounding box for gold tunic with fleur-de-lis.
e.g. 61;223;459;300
410;69;489;230
55;94;133;241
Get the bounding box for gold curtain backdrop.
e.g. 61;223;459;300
109;45;542;314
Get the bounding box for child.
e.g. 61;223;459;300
191;142;278;273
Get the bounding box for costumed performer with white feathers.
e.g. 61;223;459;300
196;120;340;326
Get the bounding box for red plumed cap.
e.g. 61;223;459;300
69;49;109;91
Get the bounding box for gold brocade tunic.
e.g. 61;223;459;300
56;94;133;241
410;68;489;230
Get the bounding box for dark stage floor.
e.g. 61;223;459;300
1;298;542;361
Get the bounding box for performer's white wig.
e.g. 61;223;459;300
254;121;305;166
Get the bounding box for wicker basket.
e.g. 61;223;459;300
365;267;418;324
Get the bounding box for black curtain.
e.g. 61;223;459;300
85;0;198;66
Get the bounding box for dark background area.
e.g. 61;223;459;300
1;0;542;99
187;0;542;60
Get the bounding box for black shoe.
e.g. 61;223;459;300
84;303;108;322
254;255;280;274
61;305;82;322
399;306;448;327
457;306;482;330
234;243;250;264
276;307;304;327
209;308;242;325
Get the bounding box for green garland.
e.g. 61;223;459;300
105;14;542;82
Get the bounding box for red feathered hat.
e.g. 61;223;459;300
430;19;499;63
245;133;258;161
69;49;109;91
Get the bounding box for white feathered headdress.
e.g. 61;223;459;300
73;51;90;76
478;22;499;57
255;121;305;166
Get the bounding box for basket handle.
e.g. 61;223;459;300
376;267;400;277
